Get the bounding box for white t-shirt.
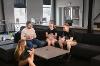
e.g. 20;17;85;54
21;27;36;40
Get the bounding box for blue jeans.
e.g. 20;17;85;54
26;39;45;48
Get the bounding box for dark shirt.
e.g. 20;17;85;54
60;30;76;40
46;28;57;35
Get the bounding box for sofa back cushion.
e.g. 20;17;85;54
75;32;100;46
35;30;46;40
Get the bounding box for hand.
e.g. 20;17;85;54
66;39;71;42
70;37;73;41
59;44;63;49
66;40;72;45
26;35;31;39
61;37;65;42
27;48;34;55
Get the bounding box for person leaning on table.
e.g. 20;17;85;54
14;39;36;66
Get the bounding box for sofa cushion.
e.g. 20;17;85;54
14;31;21;43
82;33;100;46
72;43;100;59
75;32;100;46
36;30;46;40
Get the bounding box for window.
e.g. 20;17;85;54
14;0;27;31
64;6;80;26
14;8;27;31
42;5;51;25
14;0;26;8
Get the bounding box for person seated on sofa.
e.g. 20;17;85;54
58;22;77;52
14;39;35;66
45;20;57;46
21;21;45;48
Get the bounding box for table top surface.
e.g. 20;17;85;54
35;46;69;60
0;43;16;50
0;40;14;46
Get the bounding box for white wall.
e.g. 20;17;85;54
4;0;15;31
93;0;100;23
95;16;100;23
27;0;43;23
56;0;83;27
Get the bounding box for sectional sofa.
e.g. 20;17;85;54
0;25;100;66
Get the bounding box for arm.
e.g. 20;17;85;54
70;30;77;44
54;33;57;38
59;36;65;41
66;37;77;46
46;32;49;38
33;29;37;38
54;28;57;38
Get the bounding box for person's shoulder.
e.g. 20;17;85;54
61;31;64;33
69;29;74;32
53;28;56;30
31;28;35;32
69;29;75;35
53;28;57;31
21;27;27;32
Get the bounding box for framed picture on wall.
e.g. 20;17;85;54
64;6;80;26
64;7;71;20
72;6;79;20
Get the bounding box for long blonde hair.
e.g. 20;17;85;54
14;39;26;61
17;39;26;52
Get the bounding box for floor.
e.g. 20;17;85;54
35;56;91;66
0;56;91;66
